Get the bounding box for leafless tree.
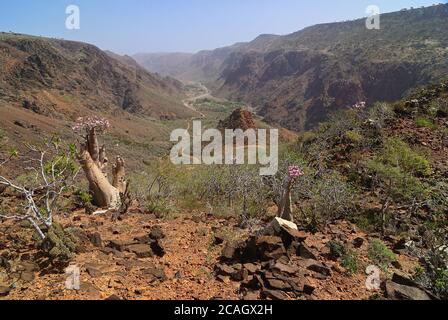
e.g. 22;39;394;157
0;137;79;240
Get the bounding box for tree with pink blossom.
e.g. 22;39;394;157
278;165;304;222
73;116;127;210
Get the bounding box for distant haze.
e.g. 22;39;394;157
0;0;442;54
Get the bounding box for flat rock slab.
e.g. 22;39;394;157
126;244;153;258
386;281;432;300
297;244;319;260
261;289;289;300
86;266;103;278
265;278;292;291
143;267;167;282
300;259;332;277
215;263;236;277
272;262;300;275
107;240;136;252
243;263;261;274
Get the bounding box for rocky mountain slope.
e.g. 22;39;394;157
0;33;192;120
0;33;199;167
134;4;448;131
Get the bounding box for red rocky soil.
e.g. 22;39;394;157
0;211;421;300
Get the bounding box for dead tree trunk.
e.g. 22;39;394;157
78;128;126;209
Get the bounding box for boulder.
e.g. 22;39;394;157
241;275;261;290
213;233;226;245
272;262;300;275
232;268;249;282
215;264;236;277
216;275;230;283
149;226;165;240
385;281;432;300
265;278;292;291
288;276;314;294
86;266;103;278
100;247;124;258
253;236;287;261
126;244;153;258
243;263;261;274
107;240;132;252
79;282;101;297
221;242;241;261
88;232;103;248
352;237;365;248
297;244;318;260
143;266;167;282
301;259;332;277
264;218;307;248
391;272;420;288
270;217;298;233
150;240;166;258
18;261;38;273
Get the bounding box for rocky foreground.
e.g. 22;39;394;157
0;210;436;300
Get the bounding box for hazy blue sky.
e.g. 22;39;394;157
0;0;442;54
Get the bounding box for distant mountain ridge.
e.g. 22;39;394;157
0;33;193;121
134;4;448;131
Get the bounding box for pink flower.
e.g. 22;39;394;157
353;101;366;110
288;165;304;179
72;116;110;133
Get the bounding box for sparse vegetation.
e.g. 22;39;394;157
368;240;397;272
415;117;437;130
342;250;360;276
0;136;79;241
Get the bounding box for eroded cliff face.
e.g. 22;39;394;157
134;4;448;131
218;49;434;131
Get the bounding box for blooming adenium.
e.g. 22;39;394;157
288;165;304;179
72;116;110;134
352;101;366;110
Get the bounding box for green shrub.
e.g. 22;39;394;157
345;130;363;144
297;171;356;228
342;250;360;275
392;102;411;116
434;268;448;298
367;160;427;203
146;198;171;218
415;117;437;130
368;103;394;127
435;98;448;117
378;138;431;177
328;241;346;259
368;239;396;271
74;189;93;206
